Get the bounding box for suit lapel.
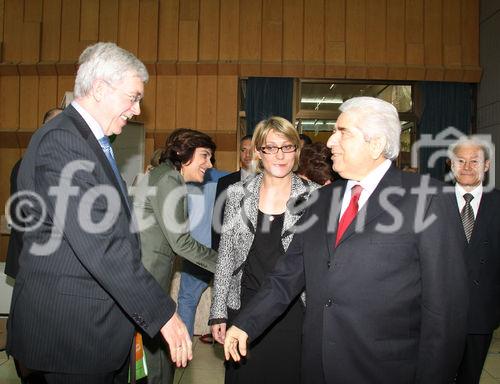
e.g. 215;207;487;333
469;191;494;246
335;165;404;247
65;105;132;219
326;182;346;259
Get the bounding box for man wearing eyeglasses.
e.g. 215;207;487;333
7;42;191;383
449;136;500;384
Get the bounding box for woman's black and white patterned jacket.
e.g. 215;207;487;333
209;172;320;324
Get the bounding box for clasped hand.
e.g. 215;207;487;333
222;325;249;362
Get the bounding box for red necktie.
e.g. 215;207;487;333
335;185;363;246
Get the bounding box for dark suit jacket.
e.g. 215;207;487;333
462;188;500;334
233;165;469;384
5;159;22;278
211;170;242;251
7;105;174;373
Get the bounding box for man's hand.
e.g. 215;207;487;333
211;323;227;344
223;325;248;362
160;312;193;367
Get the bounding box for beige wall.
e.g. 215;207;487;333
0;0;481;259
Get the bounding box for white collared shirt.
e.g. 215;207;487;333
455;183;483;218
339;159;392;218
71;100;105;141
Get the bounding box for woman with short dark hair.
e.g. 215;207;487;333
133;128;218;384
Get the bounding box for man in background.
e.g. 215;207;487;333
212;134;253;250
5;107;63;280
450;136;500;384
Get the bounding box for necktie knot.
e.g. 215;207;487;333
463;193;474;204
351;184;363;202
99;136;111;149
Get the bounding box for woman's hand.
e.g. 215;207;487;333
211;322;227;344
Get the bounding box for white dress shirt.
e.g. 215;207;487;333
455;183;483;218
339;159;392;218
71;100;105;141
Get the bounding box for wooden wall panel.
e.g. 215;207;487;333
142;74;157;132
239;0;262;62
99;0;119;42
262;0;283;63
175;76;197;128
118;0;140;55
155;76;176;131
0;76;19;130
325;0;345;67
38;76;59;123
405;0;424;71
424;0;442;67
24;0;42;22
216;76;237;132
304;0;324;63
0;0;4;44
219;0;239;61
199;0;220;62
283;0;303;62
3;0;23;62
60;0;83;62
345;0;365;65
443;0;462;67
180;0;199;20
19;76;38;131
386;0;406;78
138;0;159;62
80;0;99;42
178;21;199;62
365;0;385;64
158;0;179;61
462;0;479;67
22;22;41;63
41;0;62;62
196;75;217;132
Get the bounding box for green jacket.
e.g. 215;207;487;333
133;160;217;293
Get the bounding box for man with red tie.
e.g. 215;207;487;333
223;97;469;384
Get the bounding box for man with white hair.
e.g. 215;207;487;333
223;97;468;383
449;136;500;384
7;42;191;383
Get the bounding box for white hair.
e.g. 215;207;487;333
448;135;491;161
339;96;401;160
74;42;148;98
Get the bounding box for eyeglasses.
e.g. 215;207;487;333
452;159;484;168
259;144;297;154
103;80;143;104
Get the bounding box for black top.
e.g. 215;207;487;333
241;210;285;302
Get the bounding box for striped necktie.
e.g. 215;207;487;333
461;193;475;242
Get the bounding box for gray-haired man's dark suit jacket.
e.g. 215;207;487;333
7;105;174;373
233;165;469;384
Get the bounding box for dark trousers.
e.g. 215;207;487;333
23;353;129;384
456;333;493;384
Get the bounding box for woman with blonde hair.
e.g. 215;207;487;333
210;117;320;383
